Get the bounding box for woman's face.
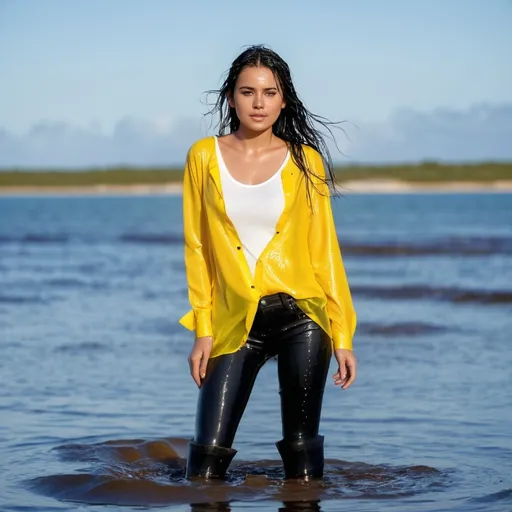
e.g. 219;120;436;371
228;65;286;133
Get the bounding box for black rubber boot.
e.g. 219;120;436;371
185;440;237;480
276;435;325;479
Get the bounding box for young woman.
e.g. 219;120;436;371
179;45;357;481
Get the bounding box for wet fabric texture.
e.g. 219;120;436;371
179;136;357;357
193;293;332;448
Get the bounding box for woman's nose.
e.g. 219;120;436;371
253;95;263;108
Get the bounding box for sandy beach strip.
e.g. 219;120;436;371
338;179;512;194
0;183;184;196
1;180;512;196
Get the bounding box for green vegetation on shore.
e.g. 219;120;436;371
0;161;511;187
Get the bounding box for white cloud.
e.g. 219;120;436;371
0;103;511;168
0;116;207;168
343;102;512;164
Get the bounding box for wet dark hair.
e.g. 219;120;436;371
205;44;345;200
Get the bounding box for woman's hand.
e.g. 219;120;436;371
188;336;213;388
333;348;357;389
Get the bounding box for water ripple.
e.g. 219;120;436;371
1;231;511;256
353;285;512;304
359;321;448;336
119;233;183;245
340;236;512;256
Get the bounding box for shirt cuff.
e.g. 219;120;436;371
331;328;353;351
194;308;213;339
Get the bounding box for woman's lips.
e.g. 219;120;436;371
250;114;267;120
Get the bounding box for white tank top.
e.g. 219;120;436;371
215;137;289;276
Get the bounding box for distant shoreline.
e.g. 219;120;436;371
1;180;512;196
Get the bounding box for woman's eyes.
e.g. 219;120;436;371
241;91;277;96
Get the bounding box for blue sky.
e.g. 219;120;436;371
0;0;511;167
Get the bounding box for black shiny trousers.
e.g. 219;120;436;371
193;293;332;449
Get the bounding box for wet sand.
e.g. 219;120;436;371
1;180;512;196
27;436;443;507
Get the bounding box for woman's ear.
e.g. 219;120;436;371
280;89;286;110
227;90;235;109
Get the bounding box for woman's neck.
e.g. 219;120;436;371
231;127;276;152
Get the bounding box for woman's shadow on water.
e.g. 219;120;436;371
190;500;321;511
26;435;445;508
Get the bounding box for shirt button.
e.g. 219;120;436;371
251;285;255;289
237;246;241;250
276;231;280;234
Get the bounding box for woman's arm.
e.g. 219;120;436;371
307;149;357;352
182;145;213;339
307;149;357;389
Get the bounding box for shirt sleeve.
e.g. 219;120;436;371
182;146;213;338
307;149;357;350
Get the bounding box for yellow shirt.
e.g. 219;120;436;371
179;136;357;358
